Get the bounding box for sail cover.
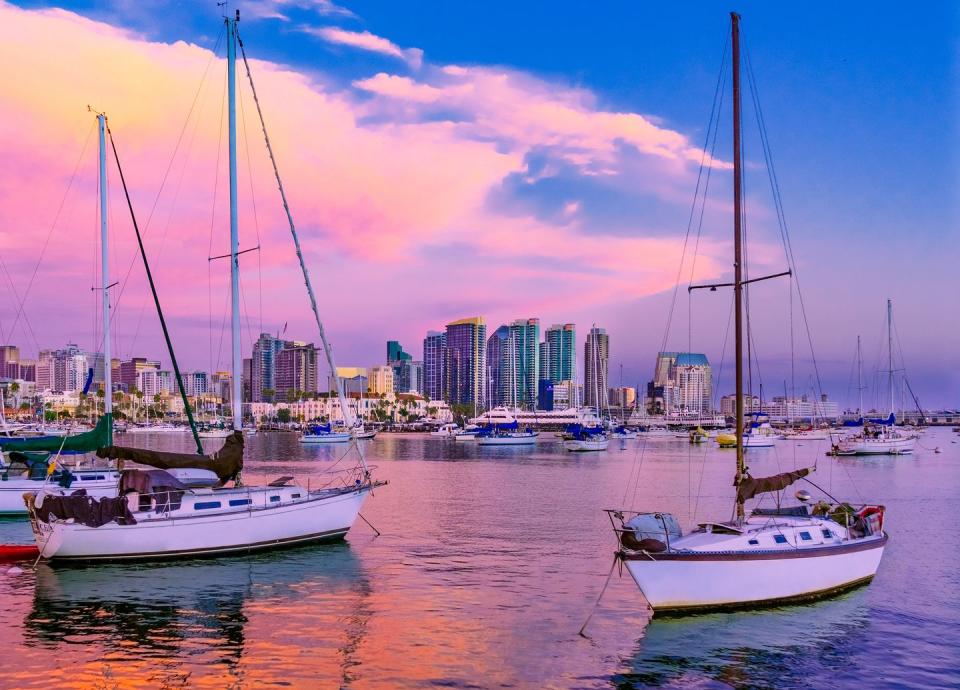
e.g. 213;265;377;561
736;467;810;503
97;430;243;484
0;415;111;453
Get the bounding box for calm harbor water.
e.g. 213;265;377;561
0;428;957;689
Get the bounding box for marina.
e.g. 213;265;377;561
0;429;957;687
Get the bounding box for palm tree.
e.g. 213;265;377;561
9;381;20;409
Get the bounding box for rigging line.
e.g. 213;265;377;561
209;64;228;377
111;26;225;326
659;31;729;356
4;119;95;346
237;66;265;336
107;126;204;455
743;41;828;406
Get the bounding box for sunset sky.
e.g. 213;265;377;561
0;1;956;407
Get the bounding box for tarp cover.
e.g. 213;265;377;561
97;430;243;484
736;467;810;503
0;415;111;453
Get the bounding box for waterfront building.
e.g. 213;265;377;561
651;351;713;415
251;332;288;402
423;330;446;401
499;318;539;408
720;394;840;422
719;394;761;418
135;368;160;397
212;371;232;403
0;345;19;379
485;325;510;407
275;342;318;400
242;358;252;403
444;317;486;407
368;366;395;396
120;357;160;393
609;386;637;409
183;371;209;397
330;366;368;396
393;360;423;394
542;323;576;383
584;327;609;409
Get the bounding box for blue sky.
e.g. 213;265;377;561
3;0;958;407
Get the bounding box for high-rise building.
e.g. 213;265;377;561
183;371;209;397
444;317;486;407
584;327;609;409
212;371;232;403
485;325;510;407
275;342;318;401
251;333;288;402
387;341;412;363
392;359;423;394
368;366;395;395
423;331;446;401
242;358;253;403
119;357;160;392
652;352;713;414
330;367;368;396
542;324;576;383
0;345;19;379
499;318;539;408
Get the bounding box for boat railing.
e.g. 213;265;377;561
603;509;676;551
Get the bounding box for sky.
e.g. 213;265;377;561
0;0;957;408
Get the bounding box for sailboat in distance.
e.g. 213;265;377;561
28;11;383;561
606;13;887;614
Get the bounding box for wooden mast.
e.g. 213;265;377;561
731;12;746;521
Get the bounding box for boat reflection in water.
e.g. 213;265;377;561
25;544;371;687
614;592;870;688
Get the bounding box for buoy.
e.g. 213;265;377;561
0;544;39;562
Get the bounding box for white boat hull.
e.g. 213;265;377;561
477;434;537;446
299;433;352;444
32;485;373;561
837;436;915;455
563;438;609;452
623;536;886;614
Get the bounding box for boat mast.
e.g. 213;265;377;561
887;298;893;417
98;112;113;442
226;11;242;432
731;12;746;521
857;334;863;416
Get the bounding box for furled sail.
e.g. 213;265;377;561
736;467;810;503
0;415;111;453
97;431;243;484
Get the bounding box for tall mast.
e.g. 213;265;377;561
731;12;746;521
227;11;242;432
857;334;863;416
887;299;894;417
98;113;112;441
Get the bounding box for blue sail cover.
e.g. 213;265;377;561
567;423;604;437
842;417;864;427
308;423;332;434
496;420;519;431
866;413;895;426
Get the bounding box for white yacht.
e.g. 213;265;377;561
470;406;601;428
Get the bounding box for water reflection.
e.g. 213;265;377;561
25;544;371;687
614;591;871;688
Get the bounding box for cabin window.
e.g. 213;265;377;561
292;493;301;499
80;475;106;481
270;496;280;503
229;499;251;507
799;531;812;541
195;501;222;510
822;529;834;539
748;539;759;545
773;534;788;544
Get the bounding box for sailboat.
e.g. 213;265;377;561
0;112;121;515
564;328;610;451
607;13;887;614
26;11;382;560
477;332;537;445
832;301;915;455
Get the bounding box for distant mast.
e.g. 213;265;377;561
227;10;242;431
887;299;894;417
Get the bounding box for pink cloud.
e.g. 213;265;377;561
0;1;749;371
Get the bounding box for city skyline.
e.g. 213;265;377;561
0;2;955;408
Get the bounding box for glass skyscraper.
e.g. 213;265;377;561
423;330;446;401
444;317;486;407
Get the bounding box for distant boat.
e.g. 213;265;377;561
563;424;609;452
299;423;352;444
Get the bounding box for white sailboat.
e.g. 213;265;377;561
477;334;538;446
832;301;915;455
608;14;887;614
0;112;120;515
27;11;382;561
